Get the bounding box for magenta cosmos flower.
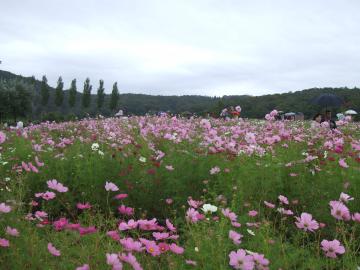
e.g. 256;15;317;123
321;239;345;258
0;238;10;248
77;202;92;210
295;212;319;232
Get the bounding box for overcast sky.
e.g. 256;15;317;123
1;0;360;96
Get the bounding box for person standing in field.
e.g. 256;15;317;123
321;110;337;129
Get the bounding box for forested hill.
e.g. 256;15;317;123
1;69;360;120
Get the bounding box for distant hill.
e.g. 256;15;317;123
1;69;359;120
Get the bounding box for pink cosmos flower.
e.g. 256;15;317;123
321;239;345;258
185;260;197;266
78;226;97;236
105;181;119;192
210;166;221;175
329;201;351;221
35;156;44;167
118;219;138;231
107;230;120;241
143;240;161;256
35;211;48;219
263;201;275;209
158;242;170;253
187;199;202;208
339;192;354;204
166;219;177;232
119;238;144;252
43;191;56;200
278;195;289;205
165;198;173;204
229;230;243;245
338;158;349;168
165;165;174;171
231;221;242;228
47;242;61;256
138;219;158;231
352;213;360;223
106;253;123;270
77;202;92;210
295;212;319;232
277;208;294;215
22;161;31;172
229;249;254;270
118;205;134;216
53;218;68;231
222;208;238;222
252;252;270;270
114;194;128;200
118;252;143;270
0;202;11;213
0;131;6;144
76;264;90;270
248;210;258;217
153;232;169;241
169;243;184;254
186;208;204;223
47;179;68;193
65;223;81;230
28;162;39;173
0;238;10;248
36;191;56;200
6;226;19;237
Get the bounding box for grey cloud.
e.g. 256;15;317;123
1;0;360;96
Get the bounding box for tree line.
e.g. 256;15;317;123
0;70;359;123
40;76;120;111
0;74;121;122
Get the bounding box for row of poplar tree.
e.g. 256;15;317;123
40;76;120;110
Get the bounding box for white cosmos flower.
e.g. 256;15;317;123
139;156;146;163
247;229;255;236
91;143;99;151
201;203;218;213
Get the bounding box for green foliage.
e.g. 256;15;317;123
97;79;105;109
82;78;92;109
68;79;77;108
54;76;64;107
0;79;32;121
109;82;119;111
40;75;50;106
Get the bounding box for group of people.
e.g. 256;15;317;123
312;110;337;129
220;106;241;120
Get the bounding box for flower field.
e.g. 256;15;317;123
0;113;360;270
